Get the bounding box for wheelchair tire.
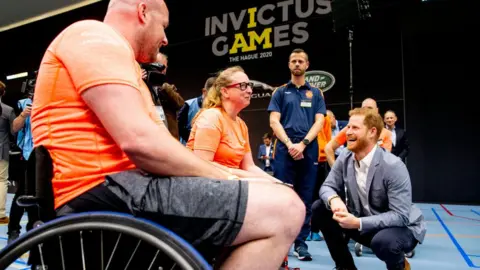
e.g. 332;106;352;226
0;212;211;270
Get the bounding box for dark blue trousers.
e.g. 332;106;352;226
311;200;418;270
273;138;318;249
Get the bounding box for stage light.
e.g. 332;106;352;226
6;72;28;80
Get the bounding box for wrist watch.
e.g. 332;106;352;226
302;138;310;145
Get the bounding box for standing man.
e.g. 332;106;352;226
0;81;16;224
257;133;274;173
8;87;37;243
384;110;409;163
268;48;326;261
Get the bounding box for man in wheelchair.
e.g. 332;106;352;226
21;0;306;269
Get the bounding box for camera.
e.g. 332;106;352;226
21;71;38;96
141;63;166;86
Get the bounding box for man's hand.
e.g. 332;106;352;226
141;69;147;80
330;197;348;213
22;106;32;117
287;143;306;160
333;212;360;229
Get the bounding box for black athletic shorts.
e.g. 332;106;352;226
56;170;249;257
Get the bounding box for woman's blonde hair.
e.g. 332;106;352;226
203;66;244;109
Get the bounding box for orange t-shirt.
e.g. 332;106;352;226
186;107;251;168
317;115;332;162
31;20;163;209
334;126;392;152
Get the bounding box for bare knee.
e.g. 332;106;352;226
277;187;305;238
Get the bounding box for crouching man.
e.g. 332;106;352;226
311;107;426;270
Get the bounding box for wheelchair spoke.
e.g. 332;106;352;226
147;250;160;270
38;243;46;270
59;235;66;270
80;231;86;270
105;233;122;270
169;263;178;270
124;239;141;270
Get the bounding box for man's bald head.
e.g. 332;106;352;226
326;109;334;118
362;98;378;113
105;0;169;63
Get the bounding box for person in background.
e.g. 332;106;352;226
178;77;216;144
325;98;392;168
326;109;348;158
306;111;331;242
143;53;184;139
268;48;326;261
384;110;409;163
187;66;281;183
257;133;274;173
155;53;184;139
0;81;16;225
7;89;37;243
311;107;425;270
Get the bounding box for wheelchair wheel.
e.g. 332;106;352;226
0;212;211;270
354;243;363;257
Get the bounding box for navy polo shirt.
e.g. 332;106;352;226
268;81;326;139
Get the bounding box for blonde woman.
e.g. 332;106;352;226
187;66;280;182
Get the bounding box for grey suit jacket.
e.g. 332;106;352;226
320;147;426;243
0;102;16;161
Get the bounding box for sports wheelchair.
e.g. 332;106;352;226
0;146;211;270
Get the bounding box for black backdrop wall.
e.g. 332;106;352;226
0;0;478;204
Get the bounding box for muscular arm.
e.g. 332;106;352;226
12;115;27;133
82;84;229;180
325;139;340;167
326;127;348;167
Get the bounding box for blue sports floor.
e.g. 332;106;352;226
1;193;479;269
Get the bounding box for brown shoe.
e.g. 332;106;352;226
0;216;9;224
404;258;411;270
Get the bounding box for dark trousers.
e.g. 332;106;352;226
8;161;36;234
263;166;273;172
310;161;329;234
311;200;418;270
313;161;329;202
273;139;318;249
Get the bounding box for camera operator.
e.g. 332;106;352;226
7;75;37;243
142;53;184;140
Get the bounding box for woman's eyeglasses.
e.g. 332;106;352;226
226;82;254;91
